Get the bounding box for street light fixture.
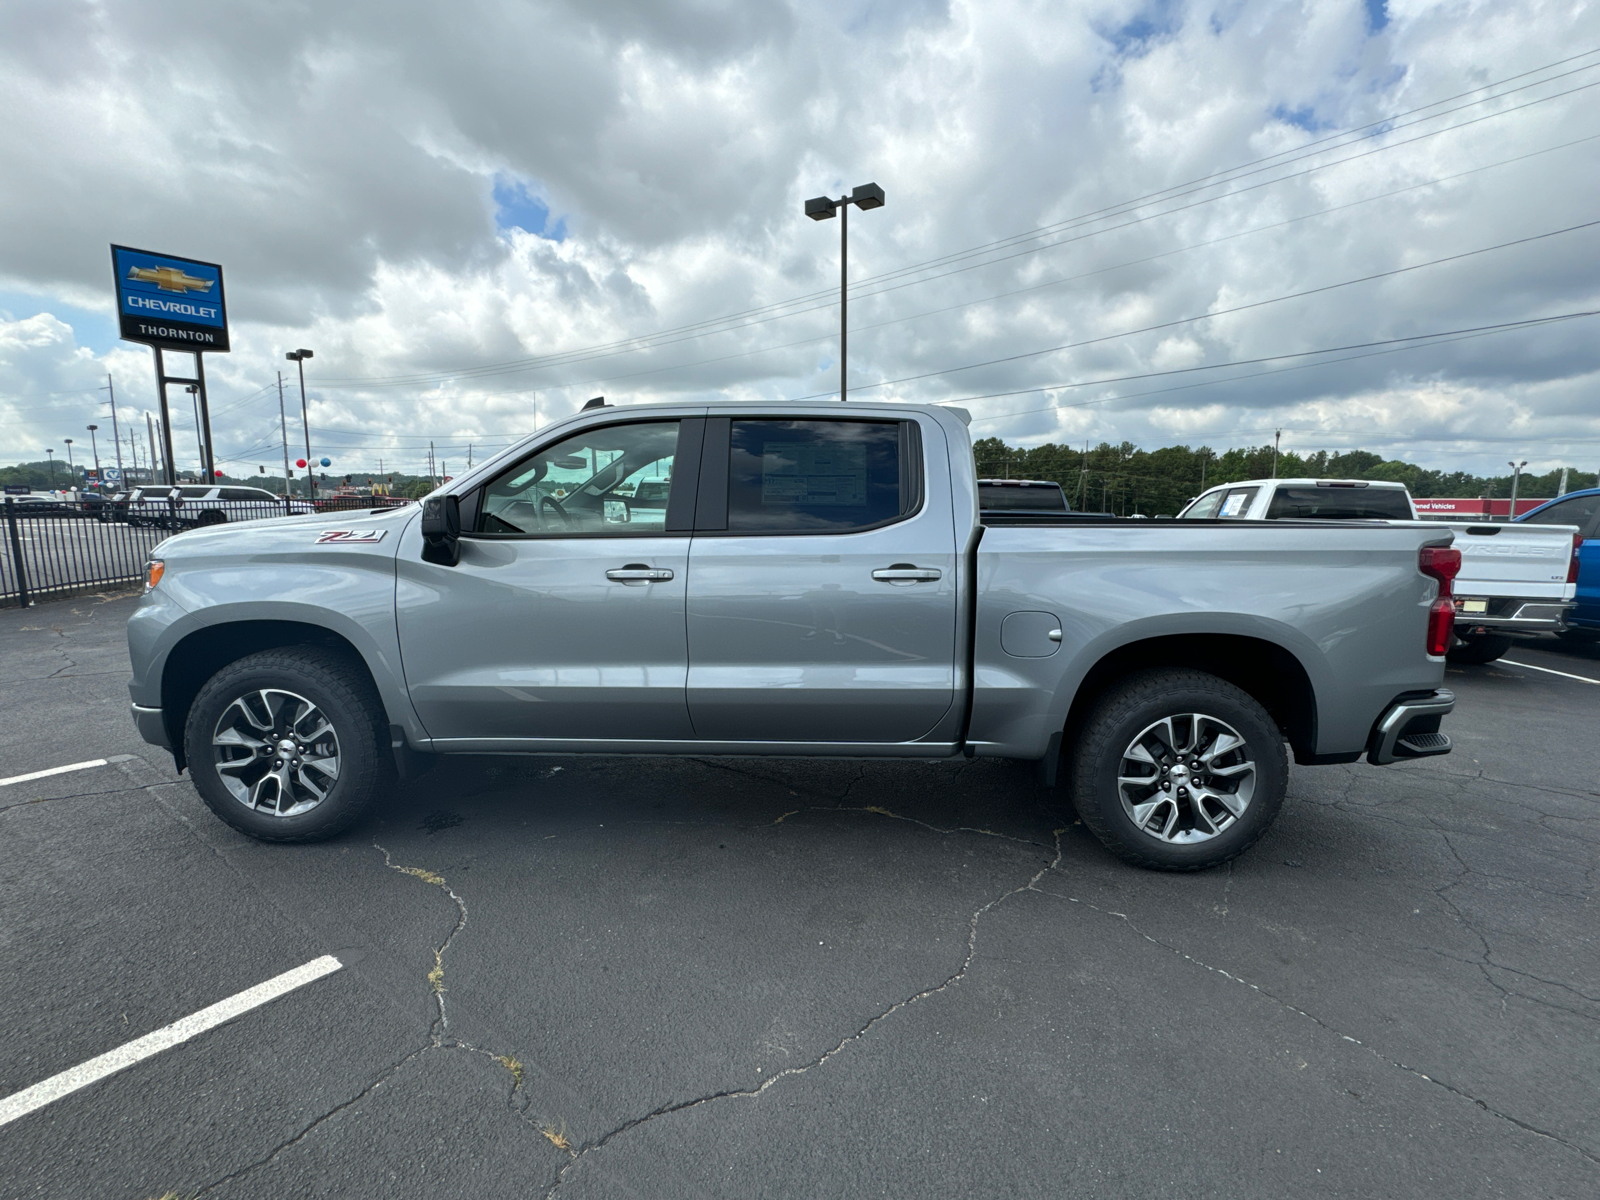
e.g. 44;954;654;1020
286;349;315;500
1507;460;1528;522
64;437;74;481
45;448;56;489
87;425;101;484
804;182;885;401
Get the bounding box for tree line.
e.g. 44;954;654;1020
972;437;1600;516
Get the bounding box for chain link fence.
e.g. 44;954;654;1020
1;493;413;607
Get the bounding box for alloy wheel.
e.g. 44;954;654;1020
1115;712;1257;843
212;688;341;817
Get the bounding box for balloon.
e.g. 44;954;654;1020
214;469;223;477
319;457;331;467
296;459;307;468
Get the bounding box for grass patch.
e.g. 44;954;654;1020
540;1120;572;1152
495;1054;524;1086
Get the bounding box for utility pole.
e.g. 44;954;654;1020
1271;429;1282;479
102;374;124;480
276;372;293;498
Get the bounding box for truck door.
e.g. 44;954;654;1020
685;416;958;743
396;418;699;743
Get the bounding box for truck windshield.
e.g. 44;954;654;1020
1265;487;1411;520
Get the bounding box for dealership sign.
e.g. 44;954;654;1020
111;245;230;351
1412;497;1546;518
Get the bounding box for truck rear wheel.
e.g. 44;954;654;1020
183;647;390;843
1445;633;1512;665
1069;669;1288;871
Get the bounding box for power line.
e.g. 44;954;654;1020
314;49;1600;390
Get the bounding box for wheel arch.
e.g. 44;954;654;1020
161;621;389;771
1060;633;1319;765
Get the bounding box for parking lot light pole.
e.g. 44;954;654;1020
45;448;56;488
1507;460;1527;522
804;182;885;401
87;425;101;482
63;438;74;479
286;349;315;500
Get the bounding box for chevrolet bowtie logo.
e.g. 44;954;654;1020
127;266;213;294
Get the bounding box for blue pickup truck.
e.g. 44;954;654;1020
1517;487;1600;642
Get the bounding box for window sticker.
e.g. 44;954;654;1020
761;441;868;507
1219;492;1250;518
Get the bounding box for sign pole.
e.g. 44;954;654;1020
195;352;216;481
152;346;178;485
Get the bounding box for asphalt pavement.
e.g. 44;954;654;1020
1;591;1596;1199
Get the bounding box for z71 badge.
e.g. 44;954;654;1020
315;529;388;544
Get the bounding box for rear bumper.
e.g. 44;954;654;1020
1454;598;1574;634
1367;689;1455;766
130;703;170;750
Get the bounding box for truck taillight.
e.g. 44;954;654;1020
1419;544;1461;658
1418;544;1461;599
1427;600;1454;657
1571;533;1583;585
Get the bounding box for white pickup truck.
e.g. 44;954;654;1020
1179;478;1581;663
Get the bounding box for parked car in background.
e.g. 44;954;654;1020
125;485;314;529
1517;487;1600;644
1179;478;1580;663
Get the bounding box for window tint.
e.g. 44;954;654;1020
1520;493;1600;532
179;486;213;498
1181;490;1224;519
477;421;680;536
1265;486;1412;520
1216;487;1259;518
220;487;266;501
978;482;1068;511
727;419;904;533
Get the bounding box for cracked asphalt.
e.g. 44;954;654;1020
2;592;1597;1199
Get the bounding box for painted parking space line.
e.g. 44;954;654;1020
0;955;343;1129
1501;660;1600;685
0;756;136;788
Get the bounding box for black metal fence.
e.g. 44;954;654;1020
1;495;414;607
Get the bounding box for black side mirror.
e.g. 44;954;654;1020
420;494;461;566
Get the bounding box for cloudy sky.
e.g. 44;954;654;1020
3;0;1599;479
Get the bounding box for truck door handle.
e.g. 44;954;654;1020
606;565;674;582
872;564;942;583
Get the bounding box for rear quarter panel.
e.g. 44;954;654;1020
970;522;1448;758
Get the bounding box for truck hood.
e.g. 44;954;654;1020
152;503;419;561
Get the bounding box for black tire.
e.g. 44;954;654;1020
1446;633;1513;665
184;646;391;843
1069;669;1289;871
197;509;227;526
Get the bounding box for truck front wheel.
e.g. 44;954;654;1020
1070;669;1289;871
183;647;391;843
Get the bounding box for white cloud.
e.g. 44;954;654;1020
2;0;1598;478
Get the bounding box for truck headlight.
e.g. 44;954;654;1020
144;559;165;592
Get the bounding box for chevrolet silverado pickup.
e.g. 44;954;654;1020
1179;477;1581;663
128;403;1459;871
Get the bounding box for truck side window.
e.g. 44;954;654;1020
725;419;905;533
1217;487;1259;518
1520;494;1600;532
476;420;680;536
1182;490;1224;519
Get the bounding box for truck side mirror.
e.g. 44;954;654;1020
420;494;461;566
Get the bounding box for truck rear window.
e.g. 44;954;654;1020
977;483;1068;512
1265;487;1412;520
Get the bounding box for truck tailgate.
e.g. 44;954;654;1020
1446;522;1579;600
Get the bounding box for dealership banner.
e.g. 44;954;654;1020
1412;497;1548;518
111;245;230;351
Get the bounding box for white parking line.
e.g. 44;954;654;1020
0;759;108;788
0;955;343;1128
1501;660;1600;685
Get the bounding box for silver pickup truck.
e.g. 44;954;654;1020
128;402;1459;871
